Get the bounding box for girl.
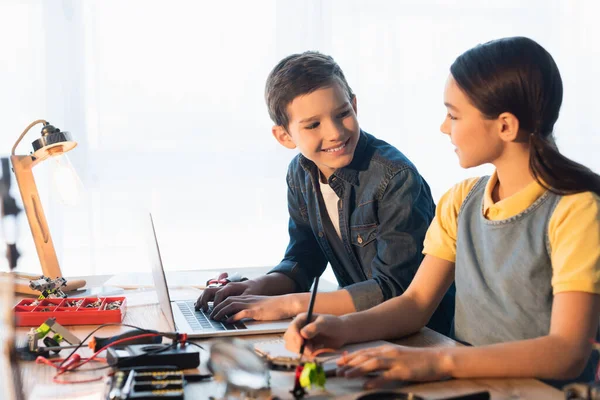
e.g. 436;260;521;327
283;36;600;389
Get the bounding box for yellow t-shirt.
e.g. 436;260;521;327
423;171;600;294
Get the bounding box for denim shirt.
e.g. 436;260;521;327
269;130;455;335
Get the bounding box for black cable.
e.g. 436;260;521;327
69;343;179;373
53;323;207;381
58;325;204;370
66;340;205;373
57;323;160;368
183;340;205;351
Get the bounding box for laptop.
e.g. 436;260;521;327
147;214;291;338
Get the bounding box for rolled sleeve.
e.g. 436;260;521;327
267;260;310;292
345;279;384;311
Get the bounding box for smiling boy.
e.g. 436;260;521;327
196;51;455;335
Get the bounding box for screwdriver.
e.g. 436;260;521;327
87;330;162;352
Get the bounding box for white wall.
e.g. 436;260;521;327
1;0;598;278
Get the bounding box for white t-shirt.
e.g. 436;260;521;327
319;180;342;239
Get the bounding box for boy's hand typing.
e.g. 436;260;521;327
194;275;258;311
209;294;299;322
284;312;348;357
194;272;296;312
336;345;452;389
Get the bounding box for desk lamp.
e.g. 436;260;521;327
7;119;86;294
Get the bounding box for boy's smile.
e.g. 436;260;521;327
272;82;360;181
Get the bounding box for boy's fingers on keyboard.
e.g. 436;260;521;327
212;301;247;322
195;287;218;310
212;283;246;307
226;309;249;323
209;298;234;320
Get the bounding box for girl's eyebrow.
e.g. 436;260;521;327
444;102;458;110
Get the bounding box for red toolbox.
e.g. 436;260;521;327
14;297;127;326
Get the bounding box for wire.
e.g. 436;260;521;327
183;340;205;351
61;339;205;374
58;323;159;368
37;322;205;385
71;343;180;373
37;332;163;384
310;348;337;358
36;356;107;384
64;333;162;372
12;119;47;155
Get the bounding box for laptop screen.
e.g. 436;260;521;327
147;213;176;331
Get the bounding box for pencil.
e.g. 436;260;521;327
299;275;319;358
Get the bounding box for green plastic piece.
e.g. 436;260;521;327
35;322;52;338
299;362;326;389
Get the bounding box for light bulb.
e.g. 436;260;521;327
50;154;84;206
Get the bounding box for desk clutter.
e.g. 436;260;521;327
14;296;127;326
107;368;203;400
16;316;207;399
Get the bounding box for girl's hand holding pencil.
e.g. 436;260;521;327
284;312;348;357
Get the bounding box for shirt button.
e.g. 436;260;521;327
318;231;324;238
357;235;363;244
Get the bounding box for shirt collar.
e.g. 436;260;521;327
482;170;547;217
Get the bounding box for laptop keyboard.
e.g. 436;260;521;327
177;302;247;332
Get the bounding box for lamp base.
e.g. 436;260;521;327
0;272;86;295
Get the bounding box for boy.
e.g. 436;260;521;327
195;51;454;334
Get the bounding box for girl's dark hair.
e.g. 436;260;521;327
265;51;354;129
450;36;600;196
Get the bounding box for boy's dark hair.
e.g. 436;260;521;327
451;36;600;196
265;51;354;129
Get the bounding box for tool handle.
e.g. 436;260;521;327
90;330;162;352
63;279;86;292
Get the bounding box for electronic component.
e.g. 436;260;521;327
261;354;299;371
106;367;212;400
107;344;200;370
18;319;161;362
22;317;81;358
29;276;68;298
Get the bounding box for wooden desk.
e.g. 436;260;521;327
11;285;563;399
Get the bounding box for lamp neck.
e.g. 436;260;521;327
11;119;48;156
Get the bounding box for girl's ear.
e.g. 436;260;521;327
351;95;358;116
272;125;296;149
497;112;520;142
